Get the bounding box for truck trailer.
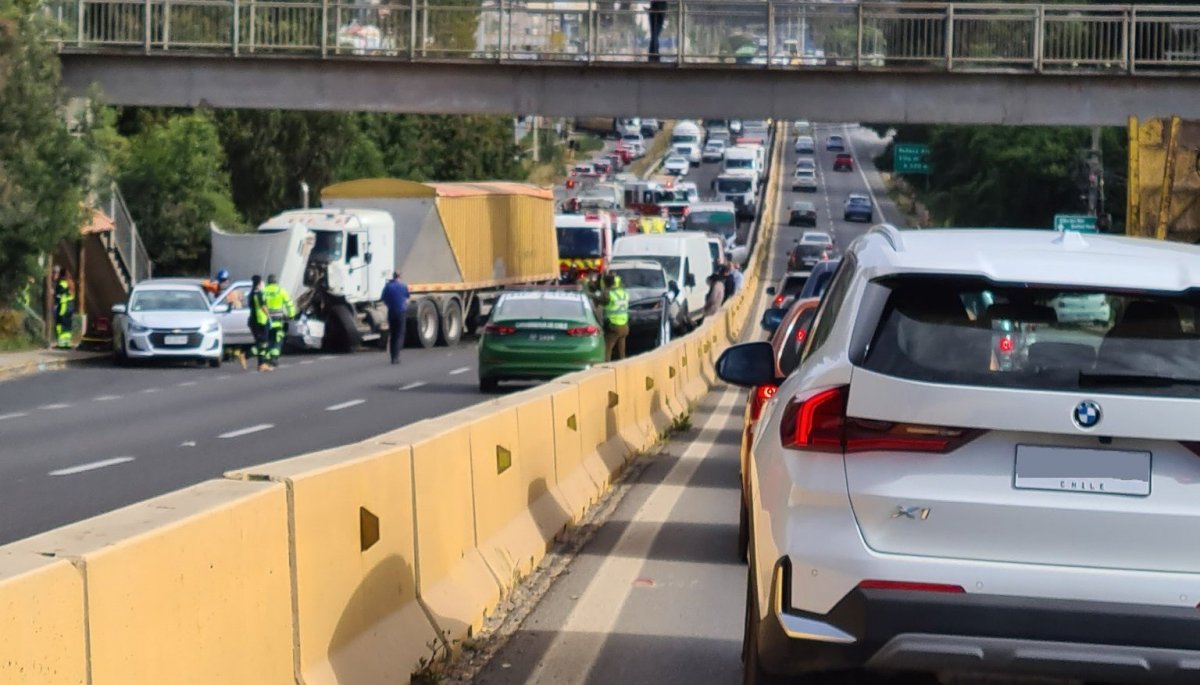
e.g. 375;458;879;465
212;178;559;352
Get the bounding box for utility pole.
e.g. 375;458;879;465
1087;125;1102;217
532;116;540;163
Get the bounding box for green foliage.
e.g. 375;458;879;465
118;111;241;274
0;0;94;303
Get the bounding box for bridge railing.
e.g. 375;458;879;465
45;0;1200;74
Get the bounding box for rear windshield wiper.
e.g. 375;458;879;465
1079;371;1200;388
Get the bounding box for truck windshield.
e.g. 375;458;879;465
613;268;665;289
725;158;753;169
632;256;681;281
685;211;737;238
671;133;699;145
310;230;343;262
717;178;753;194
557;227;603;258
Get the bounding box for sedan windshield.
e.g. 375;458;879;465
130;289;211;312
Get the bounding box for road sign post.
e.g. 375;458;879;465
893;143;931;175
1053;214;1098;233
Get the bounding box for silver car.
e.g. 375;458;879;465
112;280;224;366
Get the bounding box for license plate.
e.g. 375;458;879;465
164;335;188;345
1014;445;1151;496
530;333;556;342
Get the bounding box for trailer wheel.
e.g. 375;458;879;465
414;299;439;349
325;303;361;353
438;299;464;347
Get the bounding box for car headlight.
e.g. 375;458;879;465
128;321;149;334
203;321;220;334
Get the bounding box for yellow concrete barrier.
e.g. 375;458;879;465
546;381;603;519
0;554;86;685
611;357;655;452
572;367;628;486
18;479;295;685
407;417;501;641
645;346;683;437
230;440;439;685
680;333;710;404
467;391;571;593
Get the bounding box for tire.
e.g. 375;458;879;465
479;376;498;393
208;357;222;368
742;551;784;685
324;303;362;353
438;298;464;347
413;299;439;349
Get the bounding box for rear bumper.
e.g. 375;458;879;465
757;559;1200;682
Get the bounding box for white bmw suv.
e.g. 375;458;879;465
720;226;1200;684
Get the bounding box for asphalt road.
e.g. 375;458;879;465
468;123;903;684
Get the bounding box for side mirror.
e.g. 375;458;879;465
111;303;127;314
765;286;777;295
760;307;787;334
213;303;232;314
364;252;373;264
685;273;696;288
716;341;777;388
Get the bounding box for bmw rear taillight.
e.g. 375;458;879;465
485;324;517;335
997;335;1014;354
748;384;778;422
566;325;599;337
780;386;982;454
858;580;965;594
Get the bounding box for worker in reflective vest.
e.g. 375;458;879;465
601;273;630;361
53;266;74;349
261;274;295;370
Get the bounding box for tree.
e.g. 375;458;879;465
118;111;241;275
0;0;94;303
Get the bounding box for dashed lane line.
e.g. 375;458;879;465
0;412;28;421
49;456;135;476
448;366;471;376
39;403;71;410
218;423;274;439
93;395;121;402
325;399;366;412
400;381;427;391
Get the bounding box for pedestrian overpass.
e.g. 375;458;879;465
49;0;1200;124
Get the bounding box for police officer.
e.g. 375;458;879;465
52;266;74;349
600;273;630;361
262;274;296;369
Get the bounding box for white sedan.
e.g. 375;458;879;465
663;155;690;176
112;280;224;366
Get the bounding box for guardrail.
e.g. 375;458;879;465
0;126;782;685
44;0;1200;75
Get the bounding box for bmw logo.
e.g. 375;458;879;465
1073;400;1102;429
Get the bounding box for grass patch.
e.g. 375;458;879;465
629;122;675;178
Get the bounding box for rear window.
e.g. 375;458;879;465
494;293;588;321
859;276;1200;397
793;244;826;257
781;276;807;295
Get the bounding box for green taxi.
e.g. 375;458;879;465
478;289;606;392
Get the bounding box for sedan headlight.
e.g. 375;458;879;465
127;321;149;334
203;321;220;334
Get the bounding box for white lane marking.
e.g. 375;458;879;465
180;440;197;448
218;423;274;439
318;355;336;361
844;124;884;221
400;381;427;391
49;456;135;476
93;395;121;401
277;363;293;369
325;398;366;412
0;412;28;421
39;403;70;410
141;387;160;394
521;389;740;674
299;360;315;365
178;381;197;387
215;374;231;380
448;366;471;376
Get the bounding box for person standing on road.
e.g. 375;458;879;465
704;273;725;317
648;0;668;62
600;273;630;361
52;266;74;349
382;271;410;365
262;274;295;370
248;275;271;372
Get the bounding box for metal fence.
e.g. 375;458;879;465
44;0;1200;74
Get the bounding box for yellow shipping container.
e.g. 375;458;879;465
321;179;559;290
1127;116;1200;242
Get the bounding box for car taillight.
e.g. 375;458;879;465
780;386;983;453
794;328;807;344
997;335;1014;353
858;580;965;594
485;324;517;335
749;384;778;422
773;294;786;306
566;325;599;336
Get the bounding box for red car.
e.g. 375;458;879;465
736;296;821;560
833;153;854;171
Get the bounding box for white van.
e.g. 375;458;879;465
612;233;713;331
714;170;759;219
723;146;759;177
670;122;703;165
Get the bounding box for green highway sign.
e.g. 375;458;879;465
893;143;931;174
1053;214;1098;233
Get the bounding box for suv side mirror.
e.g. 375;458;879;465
111;303;127;314
716;341;777;387
213;303;232;314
